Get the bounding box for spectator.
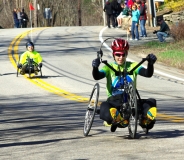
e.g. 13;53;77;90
130;4;140;40
134;0;141;9
21;8;29;28
153;17;170;42
127;0;134;9
139;0;147;37
117;3;130;28
103;1;115;28
13;8;19;28
17;8;22;28
111;0;121;27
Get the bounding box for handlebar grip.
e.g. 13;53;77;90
142;57;149;61
97;50;103;59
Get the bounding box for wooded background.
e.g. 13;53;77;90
0;0;104;28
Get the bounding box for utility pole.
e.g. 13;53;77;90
102;0;106;26
147;0;152;27
33;0;37;27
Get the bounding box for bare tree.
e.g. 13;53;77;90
0;0;103;28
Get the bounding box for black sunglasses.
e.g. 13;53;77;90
114;53;127;57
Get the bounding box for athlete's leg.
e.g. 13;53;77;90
100;101;129;133
100;101;113;124
140;98;157;130
20;64;27;75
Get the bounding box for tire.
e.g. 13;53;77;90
16;55;20;77
28;67;31;78
83;83;100;137
40;67;42;77
127;82;138;139
26;57;31;78
17;67;19;77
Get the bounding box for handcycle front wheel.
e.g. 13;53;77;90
39;67;42;77
83;83;100;137
127;82;138;139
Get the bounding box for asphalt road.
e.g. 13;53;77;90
0;26;184;160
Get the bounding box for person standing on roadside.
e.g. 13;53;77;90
21;8;29;28
111;0;121;27
128;0;134;9
139;0;147;37
130;4;140;40
13;8;19;28
134;0;141;9
17;8;23;28
104;1;115;28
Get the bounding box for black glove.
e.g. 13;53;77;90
147;54;157;65
38;63;42;68
17;63;22;68
92;58;100;68
153;30;157;34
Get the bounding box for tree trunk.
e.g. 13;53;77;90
33;0;37;27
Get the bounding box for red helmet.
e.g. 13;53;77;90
111;38;129;55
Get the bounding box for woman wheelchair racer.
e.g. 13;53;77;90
18;41;43;75
92;38;157;133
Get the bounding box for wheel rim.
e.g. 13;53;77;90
127;82;138;138
83;83;99;136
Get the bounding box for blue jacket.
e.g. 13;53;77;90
131;10;140;23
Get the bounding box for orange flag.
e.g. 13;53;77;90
29;2;35;10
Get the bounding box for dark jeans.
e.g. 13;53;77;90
113;13;119;27
22;21;28;28
18;19;23;28
106;14;115;28
14;19;19;28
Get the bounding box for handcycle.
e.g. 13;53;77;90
83;39;149;139
16;56;42;78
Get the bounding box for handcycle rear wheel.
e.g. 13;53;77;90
17;67;19;77
83;83;100;137
127;82;138;139
16;55;20;77
39;67;42;77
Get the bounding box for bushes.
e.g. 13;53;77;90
170;22;184;41
165;0;184;12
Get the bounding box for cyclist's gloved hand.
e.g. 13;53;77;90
92;58;100;68
17;63;22;69
147;54;157;65
38;63;42;68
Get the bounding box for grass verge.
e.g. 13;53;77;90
144;40;184;70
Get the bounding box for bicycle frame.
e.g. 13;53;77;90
102;58;147;110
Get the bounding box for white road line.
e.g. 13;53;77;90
99;27;184;82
